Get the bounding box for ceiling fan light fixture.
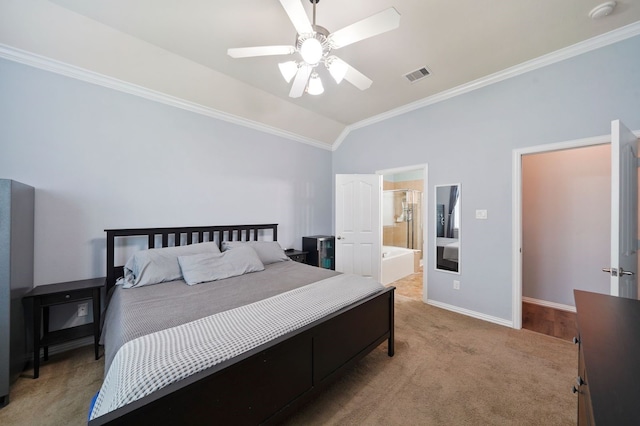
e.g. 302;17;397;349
307;73;324;95
300;38;323;65
278;61;299;83
227;0;401;98
327;57;348;84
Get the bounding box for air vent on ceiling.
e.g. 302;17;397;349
404;66;431;83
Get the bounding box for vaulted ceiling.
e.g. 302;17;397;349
2;1;639;148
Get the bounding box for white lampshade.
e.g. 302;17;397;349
327;57;348;84
307;73;324;95
300;38;323;65
278;61;298;83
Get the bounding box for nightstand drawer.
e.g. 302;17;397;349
285;250;308;263
39;288;94;306
289;254;306;263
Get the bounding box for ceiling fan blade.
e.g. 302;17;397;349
279;0;313;35
289;64;312;98
329;7;401;49
343;63;373;91
227;45;295;58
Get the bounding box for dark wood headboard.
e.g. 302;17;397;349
105;224;278;293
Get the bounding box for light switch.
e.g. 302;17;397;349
475;209;488;220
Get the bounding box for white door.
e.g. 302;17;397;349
335;174;382;280
605;119;638;298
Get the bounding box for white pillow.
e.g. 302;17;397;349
221;241;289;265
122;242;221;288
178;245;265;285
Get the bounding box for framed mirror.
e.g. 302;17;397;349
435;184;460;273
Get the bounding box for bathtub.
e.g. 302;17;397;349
381;245;417;285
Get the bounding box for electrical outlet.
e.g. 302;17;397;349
77;302;88;317
453;280;460;290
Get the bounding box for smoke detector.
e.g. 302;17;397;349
589;2;616;19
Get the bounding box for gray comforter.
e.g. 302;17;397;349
92;272;384;419
101;260;339;372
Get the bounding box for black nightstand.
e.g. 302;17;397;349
23;277;104;378
285;250;308;263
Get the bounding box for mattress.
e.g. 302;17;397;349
437;237;459;262
101;260;339;373
91;272;383;419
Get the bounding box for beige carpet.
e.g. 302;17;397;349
286;295;576;425
0;293;576;425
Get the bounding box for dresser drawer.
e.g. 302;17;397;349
39;288;95;306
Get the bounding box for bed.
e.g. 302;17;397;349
88;224;395;425
436;237;459;272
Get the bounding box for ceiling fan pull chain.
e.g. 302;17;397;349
311;0;317;27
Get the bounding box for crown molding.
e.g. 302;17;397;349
2;19;639;154
0;44;333;151
333;21;640;151
331;127;351;152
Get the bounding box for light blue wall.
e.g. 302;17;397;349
2;35;640;328
334;35;640;322
0;58;333;329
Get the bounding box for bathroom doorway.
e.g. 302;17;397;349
376;164;428;301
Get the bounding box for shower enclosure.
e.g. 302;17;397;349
382;189;423;256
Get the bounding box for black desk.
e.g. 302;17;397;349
24;277;104;378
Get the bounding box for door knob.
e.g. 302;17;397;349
337;236;344;240
619;267;635;276
602;267;635;276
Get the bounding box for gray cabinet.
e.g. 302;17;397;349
0;179;34;407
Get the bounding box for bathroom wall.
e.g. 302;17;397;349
382;175;424;257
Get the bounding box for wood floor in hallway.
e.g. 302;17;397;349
386;267;577;344
522;302;577;342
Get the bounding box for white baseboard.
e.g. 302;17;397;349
426;299;514;328
522;297;576;313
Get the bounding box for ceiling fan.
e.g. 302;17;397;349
227;0;400;98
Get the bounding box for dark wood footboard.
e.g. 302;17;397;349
89;286;395;425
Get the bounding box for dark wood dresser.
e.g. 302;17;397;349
574;290;640;425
